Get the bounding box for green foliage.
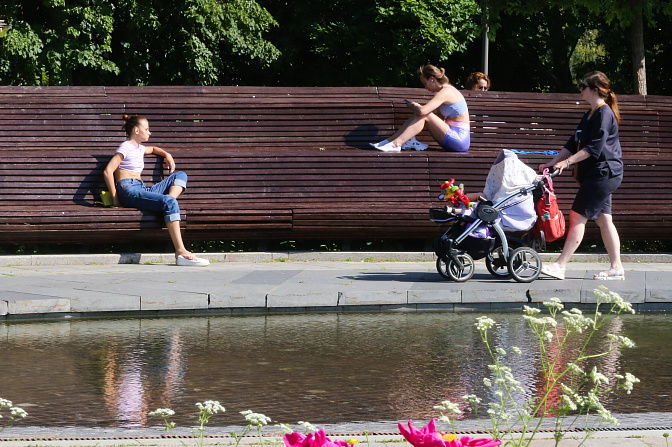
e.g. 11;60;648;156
2;0;672;92
257;0;481;86
0;0;280;85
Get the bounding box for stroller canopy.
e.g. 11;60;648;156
483;149;538;232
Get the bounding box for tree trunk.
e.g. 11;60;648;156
630;1;647;95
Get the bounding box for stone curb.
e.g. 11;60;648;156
1;251;671;267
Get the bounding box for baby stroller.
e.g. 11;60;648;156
430;150;558;283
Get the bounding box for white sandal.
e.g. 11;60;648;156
541;262;565;280
176;255;210;267
594;267;625;280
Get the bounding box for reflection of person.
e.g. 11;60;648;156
465;72;490;91
103;115;209;266
539;71;624;280
370;64;470;153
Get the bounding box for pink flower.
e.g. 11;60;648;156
284;429;350;447
398;419;500;447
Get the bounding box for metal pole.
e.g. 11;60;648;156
481;3;489;75
481;26;489;75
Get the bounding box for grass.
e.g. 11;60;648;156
1;238;671;256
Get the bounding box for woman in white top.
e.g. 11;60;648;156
371;64;470;153
103;115;209;266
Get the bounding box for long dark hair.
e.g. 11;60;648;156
584;71;620;124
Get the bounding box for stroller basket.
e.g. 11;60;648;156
433;220;495;261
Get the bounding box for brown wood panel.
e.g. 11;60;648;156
1;86;671;244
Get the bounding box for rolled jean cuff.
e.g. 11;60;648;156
165;212;181;223
174;178;187;189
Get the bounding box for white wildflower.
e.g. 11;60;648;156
562;309;593;333
512;347;522;355
543;297;564;312
499;412;513;421
590;367;609;386
298;421;319;433
561;395;577;411
475;316;496;331
10;407;27;418
568;362;584;375
276;423;294;435
483;378;492;388
434;400;462;415
597;406;619;425
584;392;601;410
594;287;634;314
241;410;271;426
615;373;640;394
495;347;507;356
463;394;482;405
607;334;636;349
438;415;451;424
0;399;12;408
523;315;558;328
149;408;175;418
196;400;226;415
523;305;541;316
543;330;554;342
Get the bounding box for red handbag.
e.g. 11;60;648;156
532;169;566;243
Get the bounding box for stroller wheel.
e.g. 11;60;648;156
436;254;475;282
486;246;512;278
507;247;542;283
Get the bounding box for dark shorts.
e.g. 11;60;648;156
572;165;622;221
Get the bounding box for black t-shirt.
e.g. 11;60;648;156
564;104;624;180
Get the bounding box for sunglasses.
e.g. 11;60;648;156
579;82;590;90
477;85;488;91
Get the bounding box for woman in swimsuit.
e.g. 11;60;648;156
371;64;470;153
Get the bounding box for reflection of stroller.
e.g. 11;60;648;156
430;150;558;283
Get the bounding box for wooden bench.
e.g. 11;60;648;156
0;86;671;246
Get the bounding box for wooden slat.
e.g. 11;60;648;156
1;86;672;244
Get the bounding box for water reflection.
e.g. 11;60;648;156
0;312;670;428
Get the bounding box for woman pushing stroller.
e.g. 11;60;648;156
539;71;624;280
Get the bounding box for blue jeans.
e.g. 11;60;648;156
116;171;188;223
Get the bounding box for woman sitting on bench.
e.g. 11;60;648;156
370;64;470;153
103;114;209;267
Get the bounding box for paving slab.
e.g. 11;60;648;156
1;255;672;318
210;284;269;308
529;272;583;303
646;271;672;302
582;270;646;303
3;290;70;314
265;269;346;307
140;291;209;311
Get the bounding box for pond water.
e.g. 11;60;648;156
1;311;671;428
